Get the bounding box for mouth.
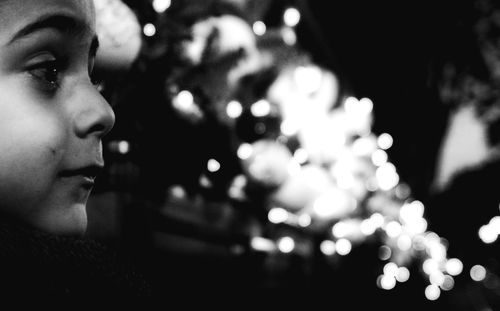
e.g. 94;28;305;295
59;164;104;188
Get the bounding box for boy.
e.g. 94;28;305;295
0;0;150;297
0;0;115;236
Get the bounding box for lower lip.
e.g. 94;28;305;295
62;175;95;189
82;176;96;187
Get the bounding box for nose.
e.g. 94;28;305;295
73;84;115;139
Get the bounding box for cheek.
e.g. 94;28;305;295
0;99;67;207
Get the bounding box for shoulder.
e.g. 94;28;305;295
0;217;151;298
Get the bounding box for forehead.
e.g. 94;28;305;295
0;0;95;34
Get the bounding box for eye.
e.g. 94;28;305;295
28;59;61;92
88;57;103;90
90;71;103;89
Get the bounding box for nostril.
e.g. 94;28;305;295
74;100;115;138
88;123;108;138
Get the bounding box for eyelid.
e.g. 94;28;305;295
25;51;57;68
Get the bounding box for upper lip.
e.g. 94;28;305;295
60;164;104;179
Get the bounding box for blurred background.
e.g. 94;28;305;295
87;0;500;308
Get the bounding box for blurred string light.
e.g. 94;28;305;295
216;57;467;299
117;141;131;154
278;236;295;253
378;274;396;290
108;140;131;155
371;149;388;167
352;136;378;157
251;237;276;252
154;2;489;301
332;221;351;239
294;66;323;95
360;217;378;236
269;208;312;228
168;185;187;200
251;99;272;117
445;258;463;276
298;213;312;227
385;221;402;238
425;284;441;301
207;159;221;173
379;245;392;261
143;23;156;37
226;100;243;119
377;133;394;150
478;209;500;244
268;207;289;224
237;143;253;160
279;116;454;300
152;0;171;13
335;238;352;256
320;240;336;256
252;21;266;36
199;174;212;188
441;275;455;291
283;7;301;28
281;27;297;45
376;163;400;191
287;159;302;176
397;267;411;283
293;148;309;165
470;265;487;282
279;7;300;46
397;234;412;251
172;90;204;121
280;119;300;136
228;174;247;201
344;97;373;116
395;183;412;200
173;90;194;110
384;262;399;279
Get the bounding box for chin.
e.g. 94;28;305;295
37;203;89;236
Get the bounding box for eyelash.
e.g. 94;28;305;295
28;59;101;94
29;60;61;92
90;72;102;89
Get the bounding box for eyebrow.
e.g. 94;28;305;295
8;14;95;47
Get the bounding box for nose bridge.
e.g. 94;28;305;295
73;83;115;138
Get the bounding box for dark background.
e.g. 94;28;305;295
292;0;462;199
89;0;500;309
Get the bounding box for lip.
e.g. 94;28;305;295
59;164;104;187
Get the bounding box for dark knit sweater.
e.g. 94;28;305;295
0;216;151;298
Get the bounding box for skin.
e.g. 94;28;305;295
0;0;115;235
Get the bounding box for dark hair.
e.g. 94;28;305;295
429;0;500;112
426;0;500;146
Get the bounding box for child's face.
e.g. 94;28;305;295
0;0;115;235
